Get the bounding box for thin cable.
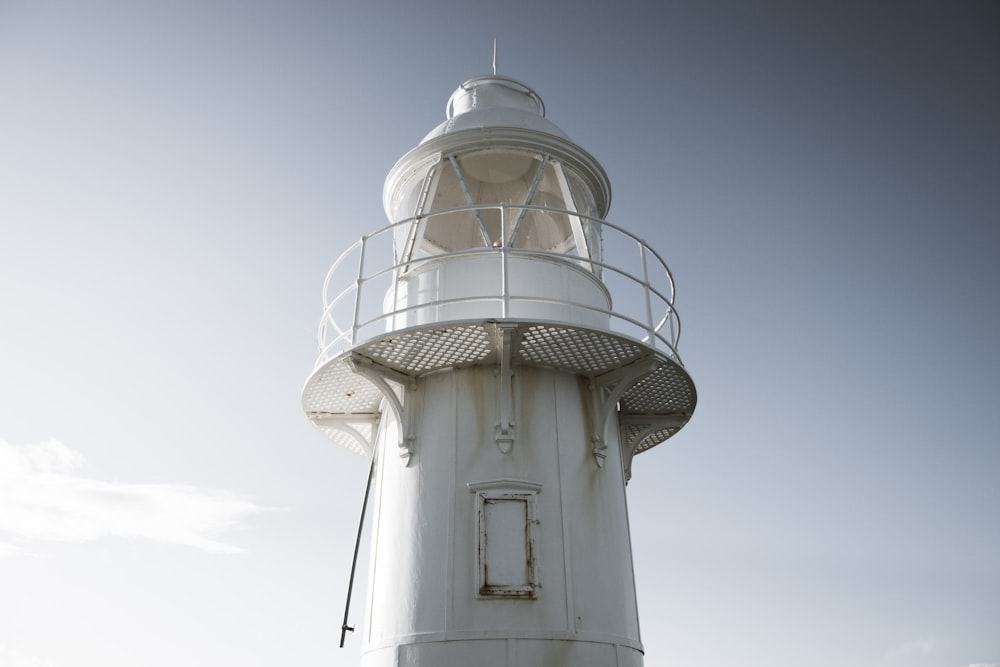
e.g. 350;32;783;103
339;447;378;648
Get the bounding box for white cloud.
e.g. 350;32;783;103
882;637;937;662
0;439;272;555
0;644;55;667
966;664;1000;667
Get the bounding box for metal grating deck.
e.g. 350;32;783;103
302;319;695;459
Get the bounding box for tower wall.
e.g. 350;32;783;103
361;365;643;666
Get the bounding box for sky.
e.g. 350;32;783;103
1;1;998;666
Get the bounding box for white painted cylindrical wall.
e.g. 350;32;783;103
361;365;643;667
383;253;612;332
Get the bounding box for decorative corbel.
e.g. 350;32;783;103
495;324;517;454
309;413;380;458
618;413;690;481
588;356;660;467
347;353;419;465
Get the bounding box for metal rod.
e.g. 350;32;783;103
511;155;549;236
339;449;378;648
448;154;490;246
500;205;510;318
640;244;654;345
351;236;368;347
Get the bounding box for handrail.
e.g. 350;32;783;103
315;204;684;366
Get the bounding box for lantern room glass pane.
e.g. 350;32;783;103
509;159;571;251
508;160;602;273
563;166;601;267
390;153;442;263
394;148;603;272
420;150;545;253
446;150;545;208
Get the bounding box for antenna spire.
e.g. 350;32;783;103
492;38;498;75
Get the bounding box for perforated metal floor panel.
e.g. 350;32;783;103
302;320;695;459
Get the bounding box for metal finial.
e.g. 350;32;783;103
492;38;497;75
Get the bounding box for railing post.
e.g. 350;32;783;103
500;205;510;319
391;221;404;332
352;236;368;347
640;242;655;346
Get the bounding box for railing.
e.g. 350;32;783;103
315;204;684;366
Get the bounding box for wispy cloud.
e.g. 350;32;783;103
882;637;937;662
0;439;272;555
0;644;55;667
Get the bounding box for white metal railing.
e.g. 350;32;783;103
314;204;683;367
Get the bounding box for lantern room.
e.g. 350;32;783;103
383;76;610;273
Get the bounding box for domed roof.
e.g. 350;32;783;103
386;73;612;220
420;75;571;143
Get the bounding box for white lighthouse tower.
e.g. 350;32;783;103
303;73;696;666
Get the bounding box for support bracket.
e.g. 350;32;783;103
495;324;517;454
308;413;380;458
347;353;419;465
618;413;690;481
588;356;660;467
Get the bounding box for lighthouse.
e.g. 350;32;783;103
302;74;696;666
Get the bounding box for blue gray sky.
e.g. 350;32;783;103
1;1;998;666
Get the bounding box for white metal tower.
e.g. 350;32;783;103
303;74;696;667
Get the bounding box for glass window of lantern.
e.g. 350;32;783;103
417;149;546;253
508;160;602;274
563;165;602;269
398;148;603;274
390;153;443;263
